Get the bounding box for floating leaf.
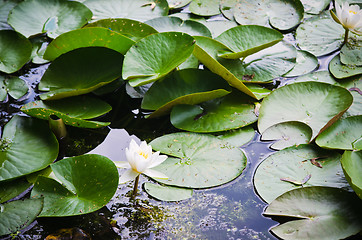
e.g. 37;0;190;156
141;69;231;118
264;186;362;240
144;182;193;201
189;0;220;16
122;32;195;87
340;41;362;66
0;30;32;74
0;76;28;101
31;154;118;217
341;150;362;199
300;0;330;15
203;20;238;38
21;96;112;128
0;116;58;182
254;144;349;203
150;132;246;188
0;198;43;236
258;82;353;140
167;0;191;9
329;54;362;79
30;36;49;64
283;50;318;77
44;27;135;61
216;126;255;147
294;70;339;85
8;0;92;38
0;0;20;30
39;47;123;100
0;178;31;203
243;83;271;100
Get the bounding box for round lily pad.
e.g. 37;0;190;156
261;121;313;150
294;70;339;85
8;0;92;38
144;182;193;201
0;198;43;236
264;186;362;240
150;132;247;188
44;27;135;61
254;144;349;203
84;18;158;41
39;47;123;100
189;0;221;16
31;154;119;217
0;30;32;74
122;32;195;87
341;150;362;199
0;115;58;182
84;0;169;22
21;95;112;128
258;82;353;140
216;126;255;147
296;11;344;56
340;41;362;66
0;178;31;203
167;0;191;9
283;50;318;77
170;91;257;133
203;20;238;38
329;54;362;79
300;0;330;15
141;69;231;118
0;0;20;30
0;76;29;101
145;16;211;37
316;115;362;150
215;25;283;59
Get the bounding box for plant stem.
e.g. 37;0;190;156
344;29;349;44
132;175;140;199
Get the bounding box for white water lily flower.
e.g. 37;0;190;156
332;2;362;35
115;139;168;183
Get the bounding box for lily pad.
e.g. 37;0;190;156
341;150;362;199
296;11;344;56
141;69;231;118
0;76;28;101
258;82;353;140
215;25;283;59
39;47;123;100
254;144;348;203
329;54;362;79
21;95;112;128
150;132;246;188
294;70;339;85
0;115;58;182
44;27;135;61
0;0;20;30
84;0;169;22
84;18;158;41
122;32;195;87
300;0;330;15
340;41;362;66
233;0;304;31
167;0;191;9
170;91;257;133
144;182;193;201
243;83;272;100
0;198;43;236
283;50;318;77
216;126;255;147
0;30;32;74
203;20;238;38
189;0;220;16
31;154;119;217
316;115;362;150
261;121;313;150
8;0;92;38
0;178;31;203
145;16;212;37
30;36;49;64
264;186;362;240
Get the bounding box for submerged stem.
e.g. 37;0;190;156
132;175;140;199
344;29;349;44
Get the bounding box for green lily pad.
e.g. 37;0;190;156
150;132;246;188
144;182;193;201
39;47;123;100
216;126;255;147
283;50;318;77
122;32;195;87
84;18;158;41
316;115;362;150
189;0;220;16
141;69;231;118
341;150;362;199
84;0;168;22
296;11;344;56
264;186;362;240
340;75;362;117
254;144;348;203
30;36;49;64
0;0;20;30
220;0;236;20
31;154;119;217
21;95;112;128
0;30;32;74
0;198;43;236
0;115;58;182
215;25;283;59
170;91;258;132
0;76;29;101
294;70;339;85
193;36;256;99
177;54;199;70
340;41;362;66
0;178;31;203
300;0;330;14
44;27;135;61
243;83;271;100
261;121;313;150
8;0;92;38
145;16;212;37
329;54;362;79
233;0;304;31
167;0;191;9
258;82;353;140
203;20;238;38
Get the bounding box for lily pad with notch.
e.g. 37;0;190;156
341;150;362;199
340;40;362;66
144;182;193;201
0;76;29;101
329;54;362;79
283;50;318;77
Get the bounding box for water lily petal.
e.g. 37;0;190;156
336;2;342;20
143;168;168;179
114;161;131;169
133;152;150;172
119;169;139;183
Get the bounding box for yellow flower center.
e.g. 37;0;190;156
138;151;149;159
349;10;357;14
